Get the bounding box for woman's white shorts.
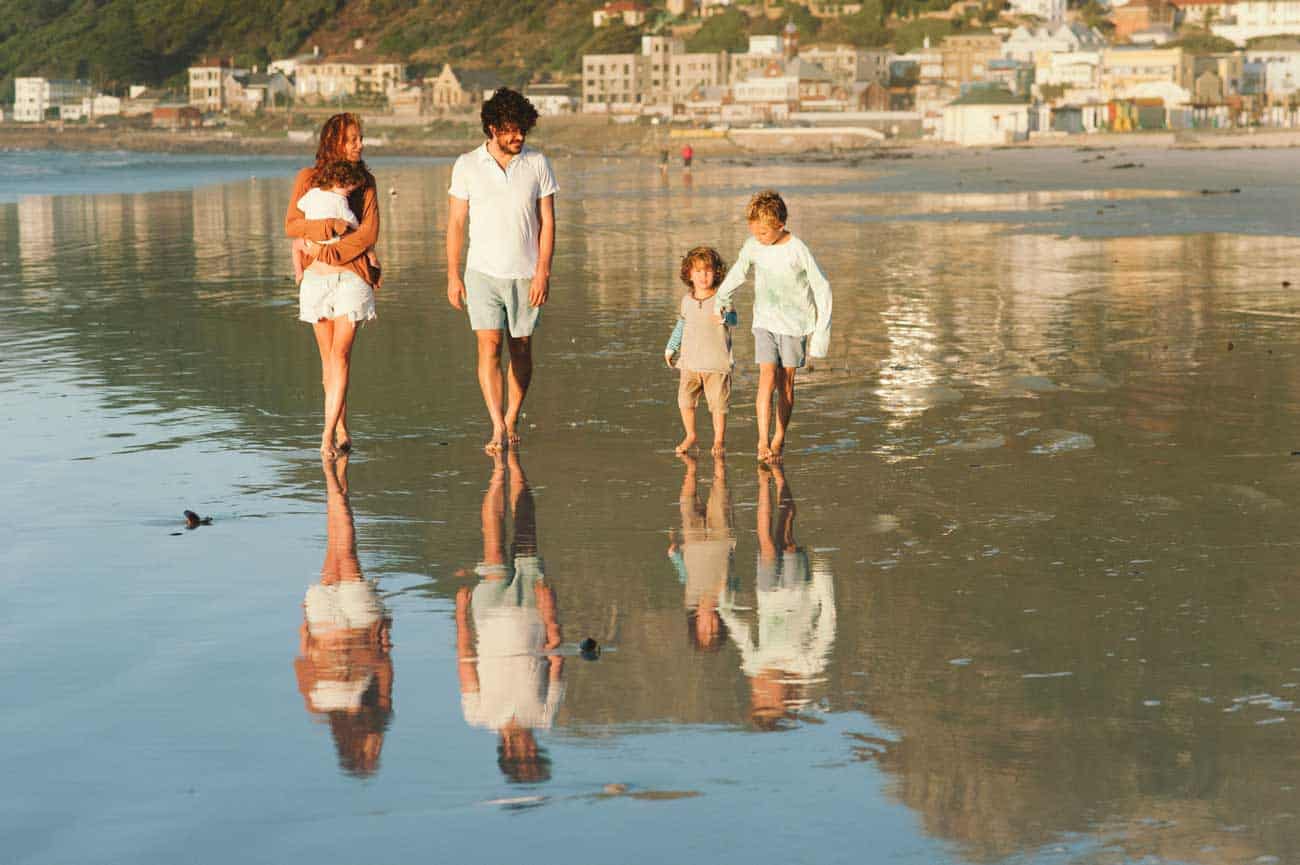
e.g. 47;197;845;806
299;270;376;324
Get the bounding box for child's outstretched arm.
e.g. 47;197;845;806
805;245;833;358
665;316;685;367
713;241;753;320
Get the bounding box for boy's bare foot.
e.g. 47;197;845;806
711;442;726;456
675;435;697;454
769;436;785;463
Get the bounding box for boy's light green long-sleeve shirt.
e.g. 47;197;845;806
713;233;833;358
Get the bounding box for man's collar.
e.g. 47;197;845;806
478;141;532;164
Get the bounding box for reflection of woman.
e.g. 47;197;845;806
284;113;381;458
456;451;564;784
294;455;393;777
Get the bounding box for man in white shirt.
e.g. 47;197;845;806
446;88;559;455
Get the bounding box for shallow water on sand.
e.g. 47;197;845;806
5;148;1300;864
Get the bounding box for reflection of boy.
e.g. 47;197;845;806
456;452;564;783
719;465;836;729
294;455;393;777
667;453;735;652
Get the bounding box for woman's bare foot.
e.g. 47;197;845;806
485;426;506;455
505;425;521;446
675;435;697;454
711;441;726;456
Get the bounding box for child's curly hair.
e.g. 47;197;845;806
746;190;788;226
317;159;369;191
679;246;727;289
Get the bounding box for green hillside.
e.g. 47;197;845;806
0;0;954;102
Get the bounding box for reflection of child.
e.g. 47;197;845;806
714;190;832;464
667;453;735;652
665;246;738;456
293;160;381;283
719;465;836;730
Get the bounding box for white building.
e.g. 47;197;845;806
90;94;122;117
189;59;246;112
14;77;92;122
1004;23;1106;63
293;42;405;103
1008;0;1067;23
524;83;580;115
1036;50;1104;99
941;89;1031;145
1245;49;1300;100
582;36;728;114
1208;0;1300;45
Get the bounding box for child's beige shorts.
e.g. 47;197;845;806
678;370;731;414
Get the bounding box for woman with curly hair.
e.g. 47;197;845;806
285;112;381;458
446;88;558;454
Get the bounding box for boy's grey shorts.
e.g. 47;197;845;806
753;328;807;369
465;269;541;337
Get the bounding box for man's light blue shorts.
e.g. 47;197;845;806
465;269;540;337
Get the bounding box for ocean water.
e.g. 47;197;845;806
4;146;1300;864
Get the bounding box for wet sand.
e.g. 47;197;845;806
4;148;1300;864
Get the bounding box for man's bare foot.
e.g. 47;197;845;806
711;442;726;456
675;435;697;454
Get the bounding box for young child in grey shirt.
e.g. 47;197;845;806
666;246;738;455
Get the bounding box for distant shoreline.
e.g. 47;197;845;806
4;121;1300;160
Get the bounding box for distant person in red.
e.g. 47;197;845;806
681;142;694;169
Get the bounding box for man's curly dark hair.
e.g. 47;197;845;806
481;88;539;137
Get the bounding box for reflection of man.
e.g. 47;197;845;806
294;455;393;777
720;464;835;730
667;453;735;652
456;451;564;783
446;88;558;455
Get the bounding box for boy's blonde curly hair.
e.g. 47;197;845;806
679;246;727;289
746;190;788;226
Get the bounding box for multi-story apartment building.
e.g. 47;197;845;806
1245;48;1300;102
800;45;890;84
1100;46;1195;97
583;36;727;113
14;77;92;121
1004;23;1106;64
294;42;405;103
1208;0;1300;45
1008;0;1066;24
189;58;245;112
730;35;785;83
940;34;1003;86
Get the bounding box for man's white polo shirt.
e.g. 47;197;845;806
449;143;559;280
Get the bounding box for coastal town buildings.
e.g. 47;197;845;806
1007;0;1067;24
292;41;405;104
593;0;649;27
430;64;505;110
1004;23;1106;63
524;83;581;115
1245;48;1300;102
941;87;1031;144
582;35;728;113
1207;0;1300;45
189;58;245;112
14;77;92;122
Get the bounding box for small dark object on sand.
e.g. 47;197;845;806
1227;341;1235;351
580;638;600;660
1111;162;1141;169
1292;451;1300;456
184;510;212;529
1199;188;1241;195
1283;281;1292;287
